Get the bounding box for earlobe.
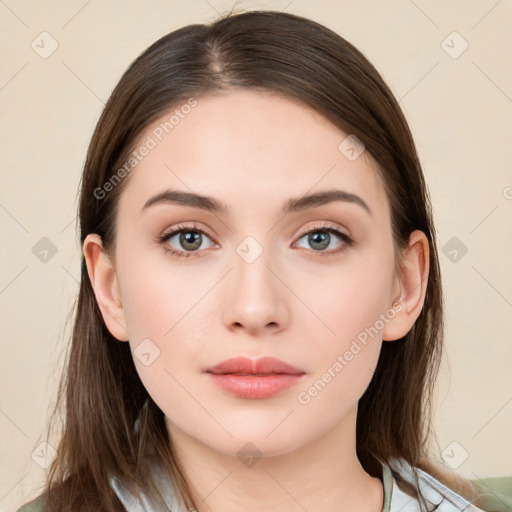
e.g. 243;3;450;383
82;233;130;342
382;230;430;342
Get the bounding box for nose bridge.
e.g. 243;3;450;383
233;233;277;300
222;232;288;333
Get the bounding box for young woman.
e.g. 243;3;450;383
16;9;510;512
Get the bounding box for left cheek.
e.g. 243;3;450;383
315;281;384;339
311;278;386;364
323;340;382;406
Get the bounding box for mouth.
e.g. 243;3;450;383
205;356;305;399
205;355;305;376
229;372;283;376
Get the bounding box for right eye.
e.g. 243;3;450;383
158;223;216;259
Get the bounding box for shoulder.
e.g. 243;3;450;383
384;457;511;512
15;493;46;512
472;476;512;512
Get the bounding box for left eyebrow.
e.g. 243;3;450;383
283;189;372;217
140;188;372;217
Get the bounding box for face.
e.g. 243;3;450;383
94;89;407;458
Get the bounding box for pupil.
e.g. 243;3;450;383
181;231;201;250
310;231;329;250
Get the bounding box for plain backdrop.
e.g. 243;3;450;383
1;1;511;510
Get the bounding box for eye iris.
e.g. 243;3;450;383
180;231;202;250
309;231;330;250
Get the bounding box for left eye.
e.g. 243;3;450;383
294;226;352;254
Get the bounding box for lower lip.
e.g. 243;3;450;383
207;373;304;399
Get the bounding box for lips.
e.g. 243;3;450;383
205;356;305;399
206;356;304;376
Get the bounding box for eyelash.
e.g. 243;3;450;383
157;222;353;259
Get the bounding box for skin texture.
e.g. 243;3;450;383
83;89;429;512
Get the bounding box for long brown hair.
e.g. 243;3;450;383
37;8;486;511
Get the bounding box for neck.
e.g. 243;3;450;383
165;407;384;512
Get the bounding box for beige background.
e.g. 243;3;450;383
1;0;511;510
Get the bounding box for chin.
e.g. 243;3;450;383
202;425;311;460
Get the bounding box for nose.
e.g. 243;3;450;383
221;242;289;336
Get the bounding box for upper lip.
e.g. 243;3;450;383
206;356;304;375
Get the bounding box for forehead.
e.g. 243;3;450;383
117;89;388;220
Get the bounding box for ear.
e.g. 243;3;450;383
382;230;430;342
82;233;129;342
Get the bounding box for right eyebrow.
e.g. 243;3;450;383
140;189;228;215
